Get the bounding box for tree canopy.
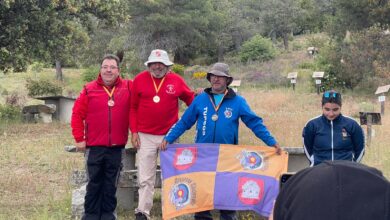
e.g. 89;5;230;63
1;0;390;92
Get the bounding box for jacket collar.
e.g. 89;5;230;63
321;114;342;123
204;87;236;99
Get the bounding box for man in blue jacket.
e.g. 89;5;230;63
302;90;365;166
160;62;281;220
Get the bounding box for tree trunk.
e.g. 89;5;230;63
55;60;63;81
283;33;289;50
269;30;277;45
217;45;224;62
173;50;190;65
232;31;242;51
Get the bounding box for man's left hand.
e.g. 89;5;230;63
159;140;169;151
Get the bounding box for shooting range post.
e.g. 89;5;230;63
312;71;324;95
375;85;390;115
230;80;241;93
287;72;298;91
307;46;318;58
359;112;381;147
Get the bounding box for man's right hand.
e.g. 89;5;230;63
131;132;141;149
75;141;86;152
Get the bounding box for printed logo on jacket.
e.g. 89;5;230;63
166;84;176;94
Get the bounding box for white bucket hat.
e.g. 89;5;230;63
144;49;174;66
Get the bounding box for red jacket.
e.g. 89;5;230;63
130;70;194;135
71;75;132;147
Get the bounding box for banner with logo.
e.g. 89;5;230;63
160;143;289;219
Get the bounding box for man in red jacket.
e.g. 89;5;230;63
130;49;195;220
71;54;132;220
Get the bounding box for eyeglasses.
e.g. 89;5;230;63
101;65;118;70
323;91;339;98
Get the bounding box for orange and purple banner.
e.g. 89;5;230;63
160;144;289;219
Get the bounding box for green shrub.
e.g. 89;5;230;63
239;35;276;63
171;64;185;76
305;34;330;49
30;62;45;73
26;78;63;97
0;104;21;120
82;66;99;82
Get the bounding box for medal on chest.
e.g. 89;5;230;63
153;95;160;103
107;99;115;107
209;90;228;122
151;74;166;104
103;86;116;107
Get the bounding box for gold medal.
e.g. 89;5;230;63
108;99;115;107
103;86;116;107
208;90;228;123
150;73;166;104
153;95;160;103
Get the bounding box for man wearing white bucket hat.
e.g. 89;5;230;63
130;49;195;220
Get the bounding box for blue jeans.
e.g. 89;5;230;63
194;210;237;220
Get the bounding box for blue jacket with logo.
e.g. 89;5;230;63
165;88;277;146
303;114;365;166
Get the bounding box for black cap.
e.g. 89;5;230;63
274;161;390;220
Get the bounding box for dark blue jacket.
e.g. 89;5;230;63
165;88;277;146
303;114;365;166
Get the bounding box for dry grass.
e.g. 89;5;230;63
0;86;389;219
0;122;82;219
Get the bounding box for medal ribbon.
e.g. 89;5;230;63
150;73;166;95
208;90;228;113
103;86;116;100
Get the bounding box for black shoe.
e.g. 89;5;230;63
135;212;147;220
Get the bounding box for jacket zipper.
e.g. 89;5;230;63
108;101;112;146
213;115;217;143
331;120;334;161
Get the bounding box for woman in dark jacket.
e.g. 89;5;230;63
302;90;365;166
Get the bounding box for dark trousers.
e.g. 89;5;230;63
194;210;237;220
82;146;123;220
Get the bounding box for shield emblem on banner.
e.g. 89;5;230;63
238;177;264;205
174;147;197;170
